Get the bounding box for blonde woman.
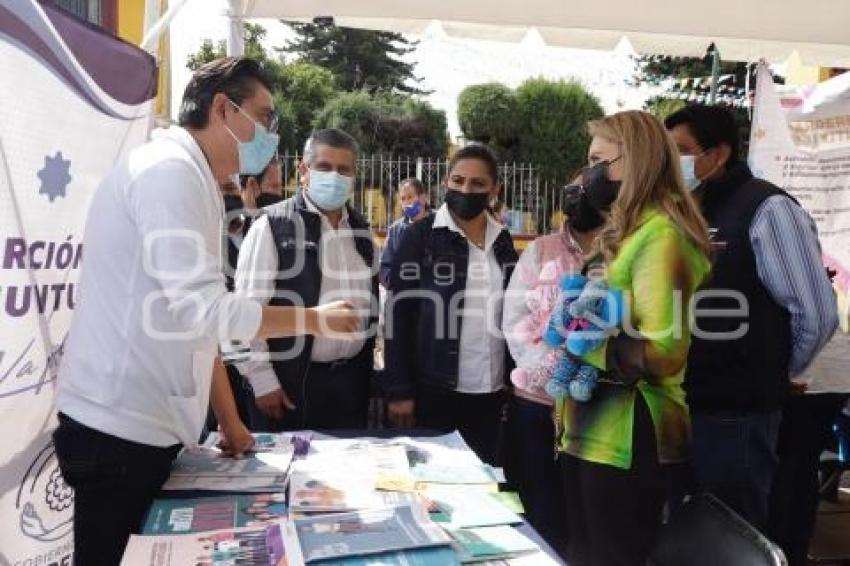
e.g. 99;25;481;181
555;111;711;565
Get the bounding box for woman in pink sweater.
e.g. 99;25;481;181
501;176;603;557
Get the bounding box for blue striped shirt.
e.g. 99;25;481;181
750;195;838;379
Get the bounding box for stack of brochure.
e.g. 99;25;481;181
162;433;295;492
122;522;287;566
282;502;454;564
143;493;288;534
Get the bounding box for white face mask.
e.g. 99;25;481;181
680;155;701;191
308;169;353;210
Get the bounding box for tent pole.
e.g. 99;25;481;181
227;0;245;56
709;47;721;104
140;0;188;53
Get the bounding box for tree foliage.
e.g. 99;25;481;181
312;91;448;157
457;83;521;161
516;79;604;181
282;18;426;94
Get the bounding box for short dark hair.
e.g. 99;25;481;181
239;153;279;189
303;129;360;165
178;57;273;129
664;105;739;165
449;143;500;183
399;178;427;196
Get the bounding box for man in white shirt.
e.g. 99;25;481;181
233;128;378;431
53;58;357;565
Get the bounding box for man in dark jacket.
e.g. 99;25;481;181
665;105;837;532
232;128;378;431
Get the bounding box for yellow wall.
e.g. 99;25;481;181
784;51;832;86
116;0;146;45
117;0;171;120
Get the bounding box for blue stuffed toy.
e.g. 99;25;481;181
542;274;625;402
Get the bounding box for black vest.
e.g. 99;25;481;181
263;193;377;403
685;163;793;413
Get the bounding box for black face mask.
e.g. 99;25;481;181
255;192;284;208
444;189;490;221
561;184;606;233
223;194;243;215
582;160;622;212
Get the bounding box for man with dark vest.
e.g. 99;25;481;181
666;105;837;532
232;128;378;431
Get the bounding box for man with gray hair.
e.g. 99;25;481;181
233;128;378;430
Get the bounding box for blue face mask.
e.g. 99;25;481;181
225;99;280;176
402;200;423;220
680;154;705;191
308;169;353;210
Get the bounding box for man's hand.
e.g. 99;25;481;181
308;300;360;337
218;419;255;458
256;388;296;421
387;399;415;428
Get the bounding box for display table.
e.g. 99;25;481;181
148;428;567;565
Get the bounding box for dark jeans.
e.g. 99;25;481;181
769;393;850;566
53;413;181;566
415;383;506;465
560;395;666;566
504;396;568;559
691;409;782;532
254;360;371;432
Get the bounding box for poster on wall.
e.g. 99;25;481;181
0;2;156;563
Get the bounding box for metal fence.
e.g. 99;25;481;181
279;153;566;236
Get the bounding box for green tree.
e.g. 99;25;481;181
282;17;426;94
457;83;521;161
515;78;604;181
276;63;338;153
312;91;448;157
186;23;278;75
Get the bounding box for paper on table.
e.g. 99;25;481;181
294;503;452;563
426;485;523;528
411;463;505;484
449;525;539;563
205;431;295;453
162;437;295;491
121;524;277;566
289;470;382;513
143;493;288;534
162;472;290;493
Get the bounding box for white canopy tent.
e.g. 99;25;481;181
221;0;850;67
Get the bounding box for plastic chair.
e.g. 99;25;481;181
648;493;787;566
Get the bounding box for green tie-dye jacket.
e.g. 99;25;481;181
555;209;711;469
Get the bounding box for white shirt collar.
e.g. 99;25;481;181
433;203;503;252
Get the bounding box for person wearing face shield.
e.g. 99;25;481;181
231;128;379;432
52;58;359;565
383;144;519;465
500;172;605;558
666;106;838;556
